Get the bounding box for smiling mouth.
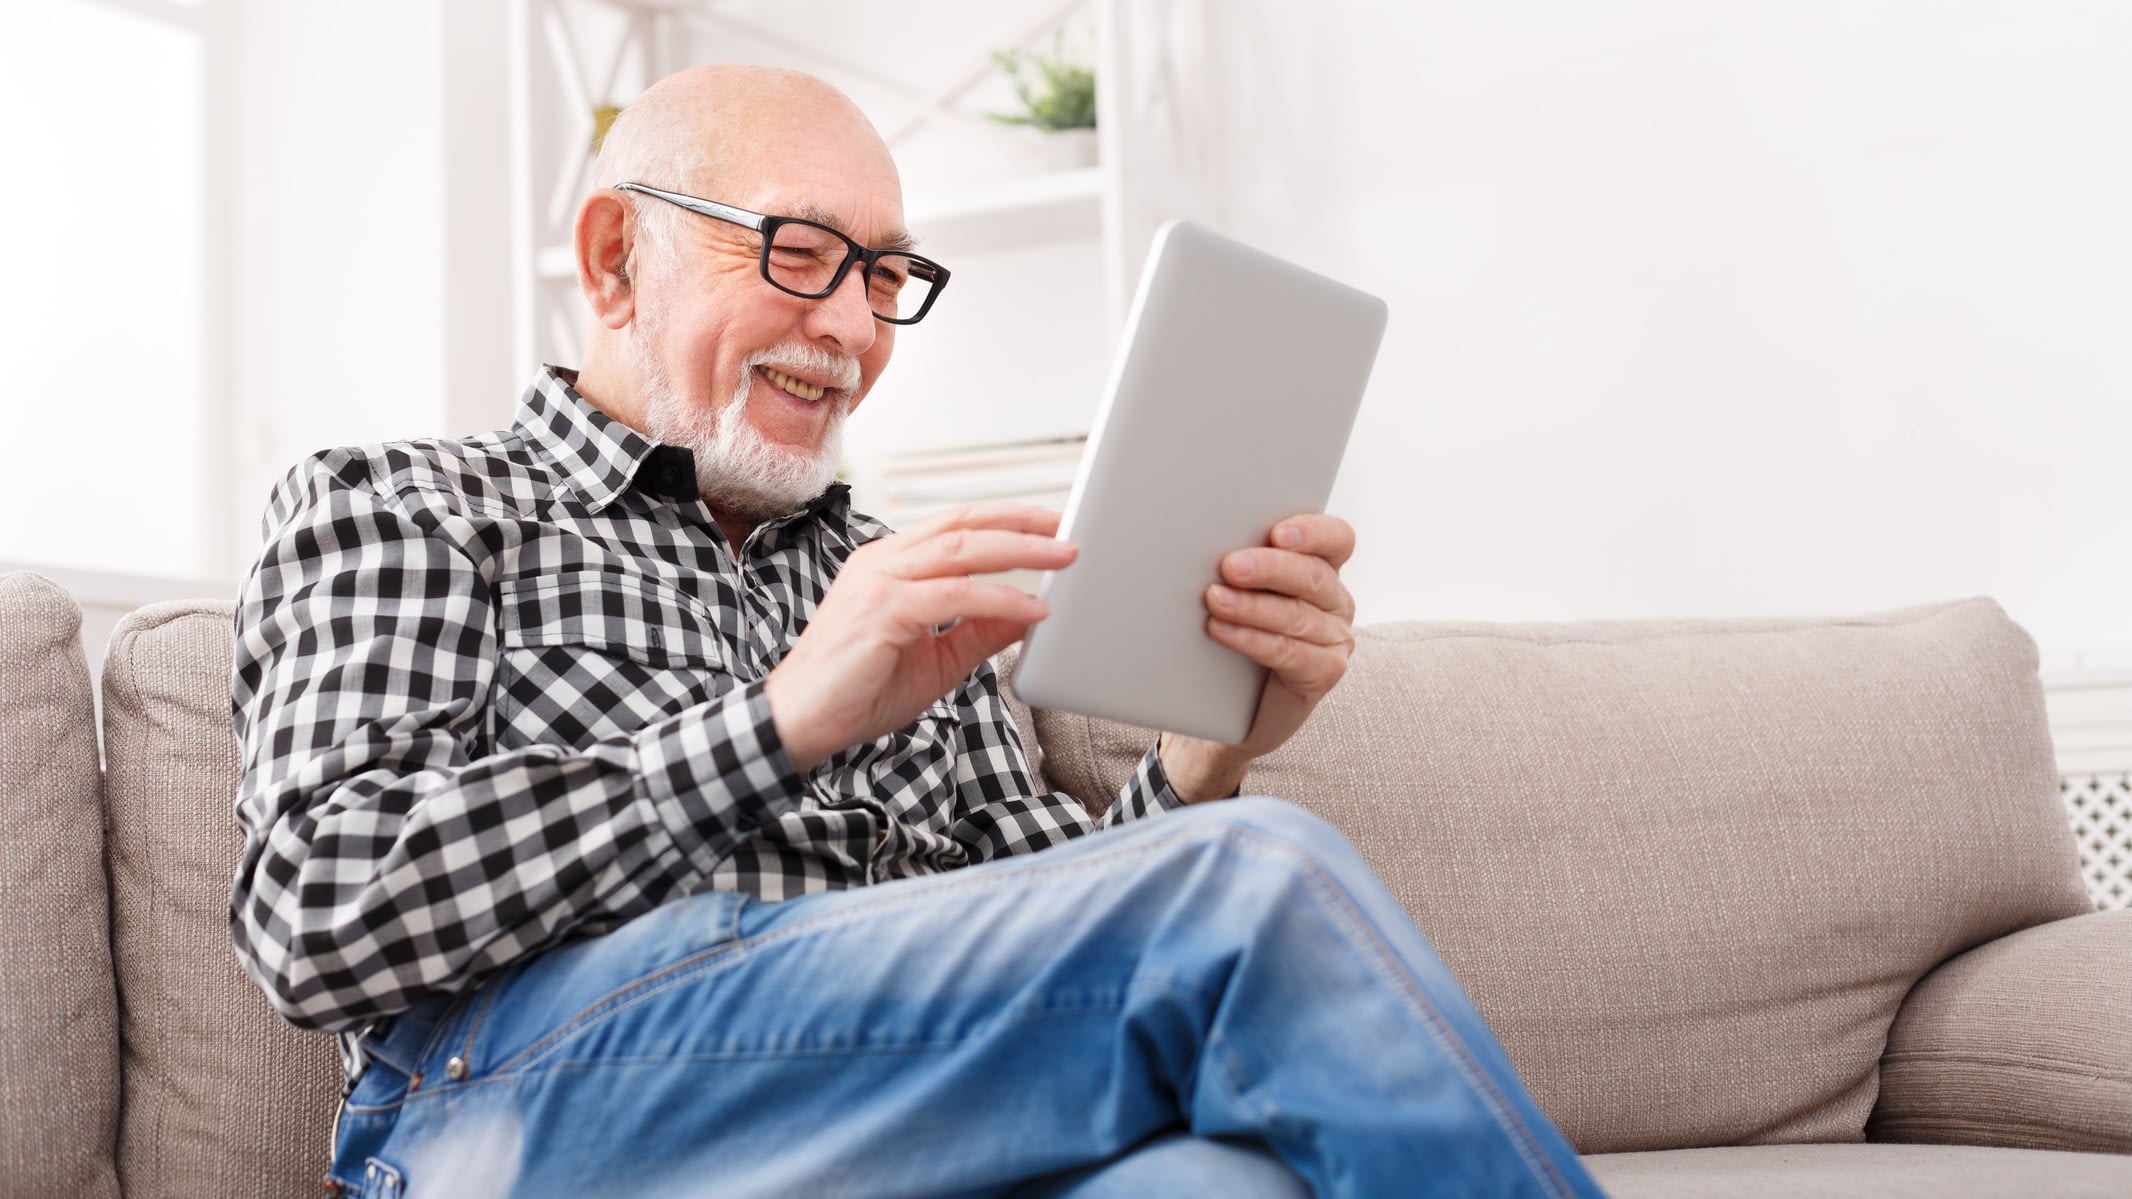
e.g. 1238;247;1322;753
759;365;828;403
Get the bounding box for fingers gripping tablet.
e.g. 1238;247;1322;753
1011;221;1386;744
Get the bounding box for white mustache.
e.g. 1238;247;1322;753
742;344;860;392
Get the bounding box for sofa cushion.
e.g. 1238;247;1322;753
1017;599;2092;1153
101;600;342;1199
0;573;121;1199
1585;1143;2132;1199
1870;908;2132;1153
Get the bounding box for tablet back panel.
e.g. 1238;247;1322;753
1012;221;1387;744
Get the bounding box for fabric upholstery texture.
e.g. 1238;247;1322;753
1584;1142;2132;1198
0;572;121;1199
2;585;2114;1194
1870;907;2131;1154
1017;599;2093;1153
101;600;341;1199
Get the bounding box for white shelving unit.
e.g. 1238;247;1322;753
904;165;1103;254
504;0;1221;406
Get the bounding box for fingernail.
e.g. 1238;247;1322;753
1231;555;1255;579
1276;525;1302;547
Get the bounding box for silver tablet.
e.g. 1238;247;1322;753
1010;220;1387;744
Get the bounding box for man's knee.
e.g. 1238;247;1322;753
1158;795;1373;890
1182;794;1346;853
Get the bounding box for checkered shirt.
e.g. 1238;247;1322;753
229;366;1181;1059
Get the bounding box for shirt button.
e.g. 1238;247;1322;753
447;1056;469;1081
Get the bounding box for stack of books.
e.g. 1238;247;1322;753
846;437;1089;591
848;437;1087;528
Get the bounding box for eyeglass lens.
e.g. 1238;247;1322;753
766;221;939;321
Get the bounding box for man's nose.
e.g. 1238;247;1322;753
805;261;878;355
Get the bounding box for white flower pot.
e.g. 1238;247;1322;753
1034;127;1099;171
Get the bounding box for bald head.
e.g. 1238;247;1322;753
572;65;911;539
594;66;900;254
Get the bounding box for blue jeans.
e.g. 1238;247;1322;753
329;797;1603;1199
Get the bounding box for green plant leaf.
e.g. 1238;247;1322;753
987;41;1096;133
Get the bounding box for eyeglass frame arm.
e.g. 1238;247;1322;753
616;182;768;233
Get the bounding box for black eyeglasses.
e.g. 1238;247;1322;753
616;182;949;325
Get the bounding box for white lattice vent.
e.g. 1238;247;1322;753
2063;773;2131;911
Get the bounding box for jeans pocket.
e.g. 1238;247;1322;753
452;888;754;1081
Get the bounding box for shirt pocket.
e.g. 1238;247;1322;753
491;570;730;751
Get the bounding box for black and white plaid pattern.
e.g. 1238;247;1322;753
230;367;1180;1058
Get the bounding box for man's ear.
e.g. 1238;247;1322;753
576;190;636;330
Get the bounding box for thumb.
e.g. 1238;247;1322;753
941;616;1034;669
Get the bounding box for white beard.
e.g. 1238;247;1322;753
636;323;856;522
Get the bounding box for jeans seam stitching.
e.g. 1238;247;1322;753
502;940;1144;1076
1241;826;1580;1199
738;828;1191;947
410;986;481;1077
456;981;502;1072
489;827;1208;1079
486;937;753;1077
402;999;1131;1107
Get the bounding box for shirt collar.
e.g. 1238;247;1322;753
513;365;853;525
515;365;661;513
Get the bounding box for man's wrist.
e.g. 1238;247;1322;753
1157;732;1251;803
762;670;830;772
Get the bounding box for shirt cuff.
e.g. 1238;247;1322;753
1101;742;1188;827
632;677;802;874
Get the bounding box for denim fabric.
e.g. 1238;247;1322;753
330;798;1603;1199
1002;1133;1312;1198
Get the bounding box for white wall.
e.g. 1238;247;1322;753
188;0;2132;665
223;0;515;575
1205;1;2132;661
0;1;212;582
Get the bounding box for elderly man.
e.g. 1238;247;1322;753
230;65;1601;1199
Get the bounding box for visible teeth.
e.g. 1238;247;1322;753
762;366;825;402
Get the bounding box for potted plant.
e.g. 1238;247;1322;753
990;41;1098;170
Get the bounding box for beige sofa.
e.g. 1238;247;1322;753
2;569;2127;1198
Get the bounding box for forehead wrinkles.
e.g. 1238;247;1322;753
783;201;917;253
764;173;911;248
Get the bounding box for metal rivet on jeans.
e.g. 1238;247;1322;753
447;1056;469;1081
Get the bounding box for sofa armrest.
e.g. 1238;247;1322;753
1869;908;2132;1154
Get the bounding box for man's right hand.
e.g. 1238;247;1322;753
763;503;1076;771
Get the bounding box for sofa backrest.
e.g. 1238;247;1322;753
100;599;341;1199
60;587;2096;1180
0;573;121;1199
1008;597;2093;1154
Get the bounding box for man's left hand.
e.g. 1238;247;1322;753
1160;513;1358;802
